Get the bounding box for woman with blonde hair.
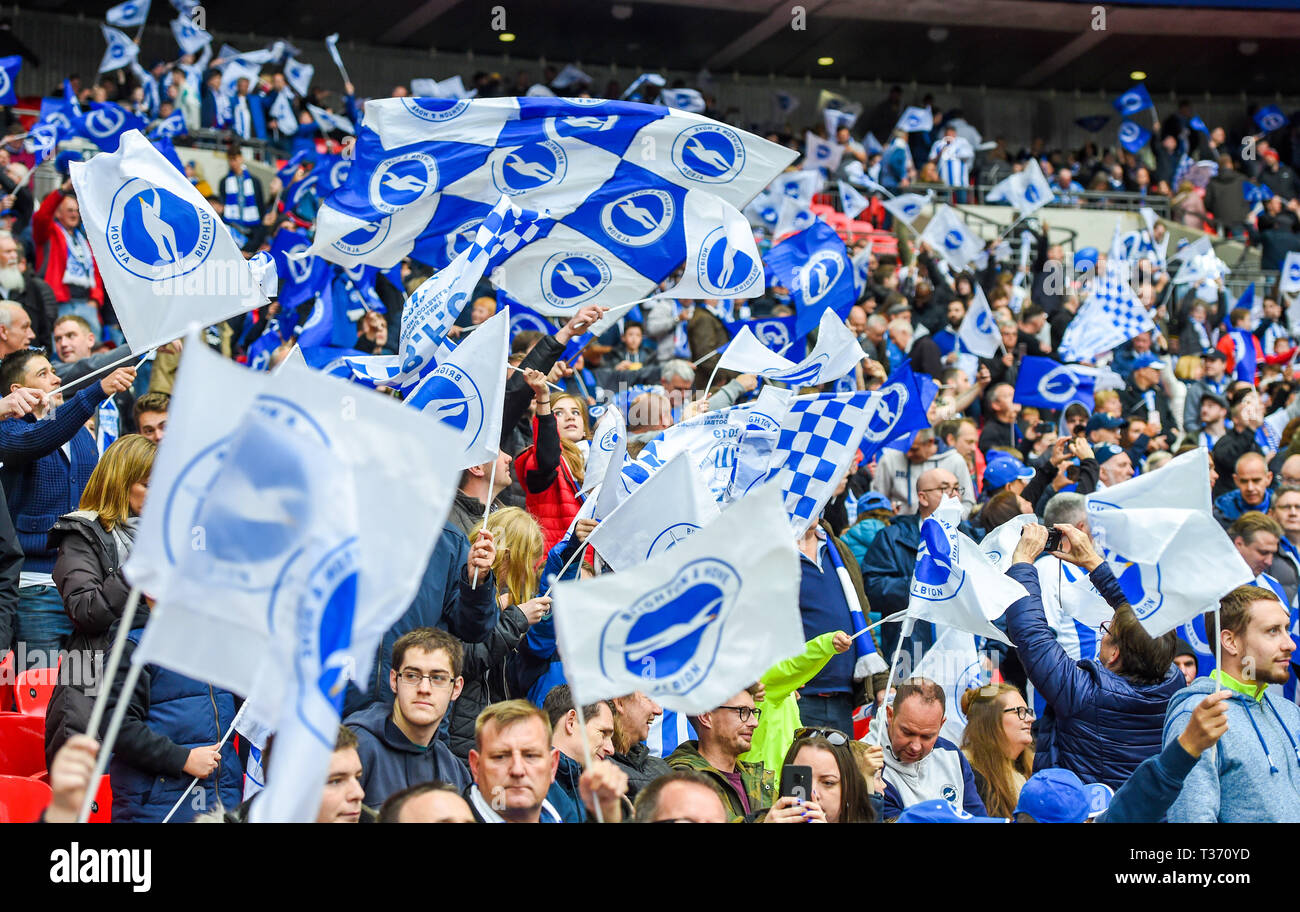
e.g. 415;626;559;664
514;369;592;551
960;683;1035;818
447;506;552;761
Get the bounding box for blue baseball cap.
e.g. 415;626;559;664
1093;442;1125;465
984;456;1035;490
897;799;1007;823
1085;413;1124;432
1073;247;1098;272
857;491;892;512
1130;352;1167;372
1014;768;1092;823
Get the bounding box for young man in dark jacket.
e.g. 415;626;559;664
542;684;617;823
1006;523;1183;791
344;628;471;810
609;690;670;802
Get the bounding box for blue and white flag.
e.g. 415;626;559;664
722;314;799;357
284;58;314;98
1014;356;1096;411
1118;121;1151;154
1086;466;1253;637
895;106;933;134
823;107;856;137
772;90;799;119
404;307;509;470
96;396;121;455
71;130;271;354
271;227;328;309
127;343;461;822
554;485;802;713
306;104;355;135
859;360;933;462
246;315;296;371
1058;268;1156;362
918;203;983;272
501;294;557;343
551;65;592;91
716;306;861;388
626;407;748;505
1112;84;1153;117
99;24;139;74
107;0;150;28
957;285;1000;359
0;55;20;107
659;88;706;114
906;496;1024;644
26;120;59;166
763;219;855;338
269;92;297;135
804;131;843;174
1229;328;1257;382
146;109;187;141
769;169;821;207
582;404;627;496
773;194;817;240
411;76;472;99
1189;115;1210;135
1280;251;1300;295
73;102;147;152
621;73;666;102
881;191;930;227
170;13;211;55
911;626;989;745
985;158;1052;217
837;180;869;220
324;33;350;84
587;452;720;572
1255;105;1290;134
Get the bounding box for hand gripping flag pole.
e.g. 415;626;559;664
870;615;915;748
470;457;498;589
162;701;248;822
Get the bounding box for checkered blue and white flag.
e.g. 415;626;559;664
1058;268;1156;363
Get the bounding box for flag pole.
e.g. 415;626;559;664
82;584;143;745
571;697;606;823
542;541;587;599
161;701;248;823
49;346;149;404
871;615;913;748
506;363;563;392
470;457;498;589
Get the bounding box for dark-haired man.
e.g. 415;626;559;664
542;684;616;823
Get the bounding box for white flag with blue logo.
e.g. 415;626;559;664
107;0;150;28
906;497;1025;644
170;13;211;55
284;58;314;98
99;24;139;74
306;104;355;136
0;56;20;107
895;106;933;134
837;180;869;220
1281;251;1300;295
554;485;803;714
769;169;821;208
403;307;509;471
957;285;1000;358
717;306;862;388
70;130;270;355
911;626;987;745
269;91;297;135
628;407;749;505
127;344;461;820
881;191;931;227
823;107;857;137
918;204;984;272
659;88;706;114
985;158;1053;218
1057;267;1156;362
324;33;349;83
804;131;843;174
587;452;721;572
773;194;818;240
582;405;627;496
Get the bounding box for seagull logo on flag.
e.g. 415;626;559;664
916;517;955;586
137;190;180;264
380;171;426;194
1035;365;1079;404
684;136;731;172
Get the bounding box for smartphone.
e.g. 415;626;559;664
780;764;813;802
1073;425;1087;438
1043;527;1063;552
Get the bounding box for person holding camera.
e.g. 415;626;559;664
1004;523;1185;791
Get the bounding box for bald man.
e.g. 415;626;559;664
0;302;34;357
1214;451;1273;529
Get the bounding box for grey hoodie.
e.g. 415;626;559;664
1162;677;1300;822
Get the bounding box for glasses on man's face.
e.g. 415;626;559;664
1099;620;1112;639
397;669;455;689
1003;706;1035;722
794;727;849;746
716;705;761;724
919;483;960;496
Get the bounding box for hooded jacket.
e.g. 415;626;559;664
609;741;671;802
1163;673;1300;822
881;736;985;820
343;701;472;810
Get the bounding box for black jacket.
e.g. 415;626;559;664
610;741;672;802
1118;381;1177;447
501;332;566;454
447;604;531;762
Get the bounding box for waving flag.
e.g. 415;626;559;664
660;88;706;114
919;204;983;271
773;195;817;240
71;130;271;354
1058;268;1156;362
1229;328;1258;382
723;314;799;357
895;106;933;133
1014;356;1096;411
107;0;150;28
411;76;471;99
284;58;314;98
501;294;557;344
772;90;799;119
1255;105;1290;134
911;626;989;745
270;227;328;309
717;306;861;388
957;285;1000;358
838;180;869;220
1118;121;1151;154
307;104;355;135
269;92;297;135
324;33;351;84
587;452;721;572
170;13;211;55
127;344;461;823
1281;251;1300;295
906;497;1025;643
881;191;930;227
582;404;627;497
73;102;147;152
554;486;802;714
985;158;1053;217
1189;115;1210;135
1112;84;1153;117
0;55;19;107
764;219;856;338
804;131;843;174
626;407;749;504
859;360;933;461
770;169;821;207
823;107;856;136
1075;114;1111;133
99;24;139;74
26;120;59;165
147;109;187;141
246;315;297;370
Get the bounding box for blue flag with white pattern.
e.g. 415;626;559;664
723;314;800;357
0;55;19;106
763;219;856;338
107;0;150;28
73;102;147;152
1255;105;1290;134
1112;84;1153;117
859;361;934;463
659;88;705;114
147;109;187;141
1118;121;1151;154
1014;356;1096;411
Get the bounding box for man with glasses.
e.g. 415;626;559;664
871;428;974;518
344;627;471;808
667;687;785;822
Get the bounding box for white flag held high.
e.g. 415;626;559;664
71;130;270;355
554;486;803;714
957;285;1000;358
582;405;626;495
324;33;350;84
837;180;869;220
803;131;844;174
1280;251;1300;295
906;497;1026;644
628;407;746;505
170;13;211;55
895;106;933;133
716;307;864;387
107;0;150;29
403;307;509;471
283;58;314;98
919;204;985;272
911;626;987;745
773;195;817;240
1084;447;1250;638
100;25;139;74
881;191;931;228
770;169;821;208
659;88;706;114
985;158;1053;217
587;453;721;572
659;190;765;300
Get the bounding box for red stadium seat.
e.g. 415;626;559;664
0;713;47;777
0;774;51;822
87;775;112;823
14;666;57;716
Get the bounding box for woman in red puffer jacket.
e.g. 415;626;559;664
513;371;591;552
